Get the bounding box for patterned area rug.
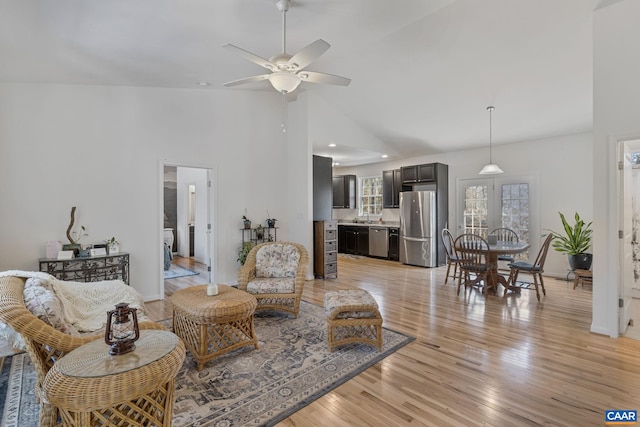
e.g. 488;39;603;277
164;265;199;280
0;301;413;427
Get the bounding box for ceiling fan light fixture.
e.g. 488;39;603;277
268;71;301;93
479;106;504;175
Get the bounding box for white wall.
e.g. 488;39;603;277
334;132;593;278
0;83;311;300
593;0;640;336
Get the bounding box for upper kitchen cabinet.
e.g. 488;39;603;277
401;163;446;185
382;169;404;208
332;175;356;209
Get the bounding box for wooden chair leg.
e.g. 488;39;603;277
532;275;540;301
538;273;546;295
457;271;464;295
504;268;518;296
445;262;452;284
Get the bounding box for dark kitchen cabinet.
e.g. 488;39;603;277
388;228;399;261
382;169;406;208
401;163;440;184
338;225;369;256
344;229;358;253
332;175;356;209
357;229;369;256
313;155;333;220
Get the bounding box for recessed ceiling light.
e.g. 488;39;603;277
328;143;336;147
196;81;211;86
381;154;388;158
332;162;340;166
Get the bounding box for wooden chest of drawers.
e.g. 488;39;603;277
313;220;338;279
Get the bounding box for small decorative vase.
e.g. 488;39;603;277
243;220;251;229
267;219;276;228
108;243;120;255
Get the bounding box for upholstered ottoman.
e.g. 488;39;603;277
324;289;383;352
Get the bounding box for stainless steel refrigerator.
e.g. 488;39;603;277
399;191;437;267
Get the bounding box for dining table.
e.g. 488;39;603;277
454;239;530;294
486;241;530;293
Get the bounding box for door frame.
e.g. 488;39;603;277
159;160;217;299
456;174;539;261
617;138;640;335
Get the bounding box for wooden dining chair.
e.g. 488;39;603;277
441;228;461;285
505;233;554;301
490;227;519;263
453;234;493;296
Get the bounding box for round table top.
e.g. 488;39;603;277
57;330;179;378
43;329;186;411
169;284;257;323
455;241;529;255
488;241;530;254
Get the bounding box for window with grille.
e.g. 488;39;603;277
359;176;383;216
460;180;531;260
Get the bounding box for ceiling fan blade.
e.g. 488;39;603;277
287;39;330;71
221;44;275;70
222;74;270;87
299;71;351;86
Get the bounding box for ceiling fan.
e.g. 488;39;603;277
221;0;351;94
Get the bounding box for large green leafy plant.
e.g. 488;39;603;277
550;212;592;255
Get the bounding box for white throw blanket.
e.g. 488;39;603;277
51;279;145;332
0;270;55;280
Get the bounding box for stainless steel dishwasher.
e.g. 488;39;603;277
369;227;389;258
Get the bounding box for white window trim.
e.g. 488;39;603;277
358;175;383;217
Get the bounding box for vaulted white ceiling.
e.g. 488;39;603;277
0;0;596;166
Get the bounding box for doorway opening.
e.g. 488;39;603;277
162;164;214;299
619;139;640;339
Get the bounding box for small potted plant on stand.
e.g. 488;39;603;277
265;211;277;228
237;242;254;265
549;211;593;270
105;237;120;255
242;215;251;229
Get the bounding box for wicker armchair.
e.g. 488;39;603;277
237;241;308;318
0;275;167;427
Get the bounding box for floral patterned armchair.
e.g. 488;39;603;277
237;242;308;318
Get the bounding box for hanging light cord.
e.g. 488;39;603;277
487;106;494;162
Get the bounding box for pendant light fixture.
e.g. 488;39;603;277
479;106;504;175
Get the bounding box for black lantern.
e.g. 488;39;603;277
105;302;140;355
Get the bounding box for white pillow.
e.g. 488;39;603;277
24;277;79;336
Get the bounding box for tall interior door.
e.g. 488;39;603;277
457;176;536;261
619;140;637;334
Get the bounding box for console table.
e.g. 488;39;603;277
39;252;130;284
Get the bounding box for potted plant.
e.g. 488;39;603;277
265;210;276;228
105;237;120;255
237;241;254;265
242;215;251;229
549;211;593;270
255;224;264;240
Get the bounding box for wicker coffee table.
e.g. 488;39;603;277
43;330;185;426
170;284;258;371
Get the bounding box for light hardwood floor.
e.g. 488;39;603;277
147;256;640;426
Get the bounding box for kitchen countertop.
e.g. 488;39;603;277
337;221;399;228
